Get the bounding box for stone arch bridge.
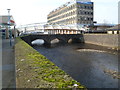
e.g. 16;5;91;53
21;34;84;46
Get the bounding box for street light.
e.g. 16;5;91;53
7;9;12;46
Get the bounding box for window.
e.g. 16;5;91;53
91;18;93;20
91;6;93;9
87;12;89;15
87;6;89;9
81;5;83;9
78;5;80;8
88;18;90;21
78;11;81;14
81;17;84;21
84;17;87;21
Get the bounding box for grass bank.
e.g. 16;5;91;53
15;38;85;88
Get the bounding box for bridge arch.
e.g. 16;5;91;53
21;34;84;46
31;39;44;45
51;38;60;44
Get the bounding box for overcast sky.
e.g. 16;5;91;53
0;0;119;26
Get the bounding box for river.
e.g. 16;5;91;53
32;39;119;88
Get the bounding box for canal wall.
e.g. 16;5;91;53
83;34;119;49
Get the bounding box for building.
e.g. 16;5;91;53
107;24;120;34
0;15;16;38
88;23;114;31
47;0;94;28
0;15;15;26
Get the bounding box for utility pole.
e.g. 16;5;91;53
7;9;12;46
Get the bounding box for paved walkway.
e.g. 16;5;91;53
0;39;16;89
0;38;2;89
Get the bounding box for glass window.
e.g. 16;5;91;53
91;6;93;9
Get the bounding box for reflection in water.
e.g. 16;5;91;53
32;40;119;88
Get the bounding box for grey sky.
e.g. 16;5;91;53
0;0;119;26
118;1;120;24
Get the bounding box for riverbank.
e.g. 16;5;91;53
33;41;118;88
15;38;85;88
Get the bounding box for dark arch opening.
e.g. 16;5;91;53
68;38;83;43
31;39;45;45
51;38;60;44
68;38;73;43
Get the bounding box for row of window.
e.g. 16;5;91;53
48;17;76;24
48;3;93;19
48;15;93;24
67;4;76;10
78;17;93;21
49;20;93;25
48;17;93;25
77;21;93;24
78;11;93;15
48;10;93;21
48;11;76;21
48;16;76;23
48;9;75;19
52;20;76;25
48;4;76;19
77;4;93;10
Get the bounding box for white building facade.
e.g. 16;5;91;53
47;0;94;30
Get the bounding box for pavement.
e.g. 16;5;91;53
0;38;16;89
0;38;2;90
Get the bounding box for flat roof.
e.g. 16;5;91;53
107;24;120;30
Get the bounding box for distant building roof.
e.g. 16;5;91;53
0;15;15;26
107;24;120;30
93;23;115;27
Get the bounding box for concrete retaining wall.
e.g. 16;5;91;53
83;34;119;48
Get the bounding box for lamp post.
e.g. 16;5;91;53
7;9;12;46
